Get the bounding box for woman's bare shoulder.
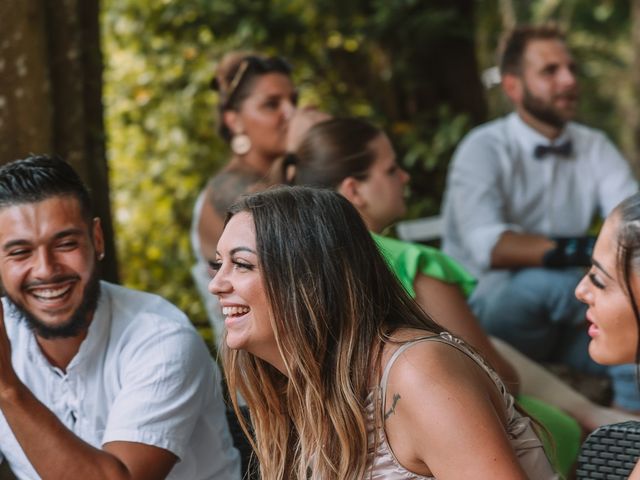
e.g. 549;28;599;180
381;329;494;401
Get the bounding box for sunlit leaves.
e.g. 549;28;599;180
102;0;484;335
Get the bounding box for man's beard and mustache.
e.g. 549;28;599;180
522;85;578;130
5;267;101;340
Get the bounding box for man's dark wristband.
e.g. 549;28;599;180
542;236;596;268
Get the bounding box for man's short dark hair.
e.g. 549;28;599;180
0;154;93;222
499;24;567;76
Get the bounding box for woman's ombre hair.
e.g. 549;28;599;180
222;186;443;479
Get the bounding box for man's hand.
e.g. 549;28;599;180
490;231;556;268
0;300;177;480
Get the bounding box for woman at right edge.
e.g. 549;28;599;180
575;192;640;479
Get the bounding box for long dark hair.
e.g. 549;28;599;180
222;185;443;479
614;192;640;368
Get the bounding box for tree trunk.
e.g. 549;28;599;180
0;0;118;283
0;0;52;158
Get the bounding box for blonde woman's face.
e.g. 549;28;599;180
208;212;281;369
575;213;640;365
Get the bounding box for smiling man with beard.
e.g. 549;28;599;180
442;25;640;412
0;155;240;479
5;262;100;340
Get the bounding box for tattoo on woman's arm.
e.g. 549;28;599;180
384;393;401;420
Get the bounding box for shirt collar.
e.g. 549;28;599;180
508;112;572;156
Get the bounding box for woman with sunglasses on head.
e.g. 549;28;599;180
209;185;557;479
285;117;639;476
191;51;327;338
575;192;640;479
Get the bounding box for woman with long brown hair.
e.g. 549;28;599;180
209;186;556;479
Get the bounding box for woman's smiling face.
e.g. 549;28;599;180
208;211;282;370
575;212;640;366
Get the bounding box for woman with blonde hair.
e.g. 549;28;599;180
210;186;556;479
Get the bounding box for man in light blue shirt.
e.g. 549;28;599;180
443;24;639;411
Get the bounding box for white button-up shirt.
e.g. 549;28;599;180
442;112;638;278
0;282;240;479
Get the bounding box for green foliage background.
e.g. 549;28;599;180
102;0;636;335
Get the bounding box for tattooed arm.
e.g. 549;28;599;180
384;393;401;420
382;339;530;479
197;169;265;261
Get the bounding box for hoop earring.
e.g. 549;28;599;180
231;134;251;156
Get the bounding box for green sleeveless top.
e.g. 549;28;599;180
372;233;476;298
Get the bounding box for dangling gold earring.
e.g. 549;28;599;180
231;133;251;155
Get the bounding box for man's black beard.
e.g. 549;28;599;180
5;268;101;340
522;86;570;130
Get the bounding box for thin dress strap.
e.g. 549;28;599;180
379;332;505;415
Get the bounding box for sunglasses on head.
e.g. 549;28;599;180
212;55;293;107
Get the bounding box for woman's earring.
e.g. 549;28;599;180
231;133;251;156
98;252;105;261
